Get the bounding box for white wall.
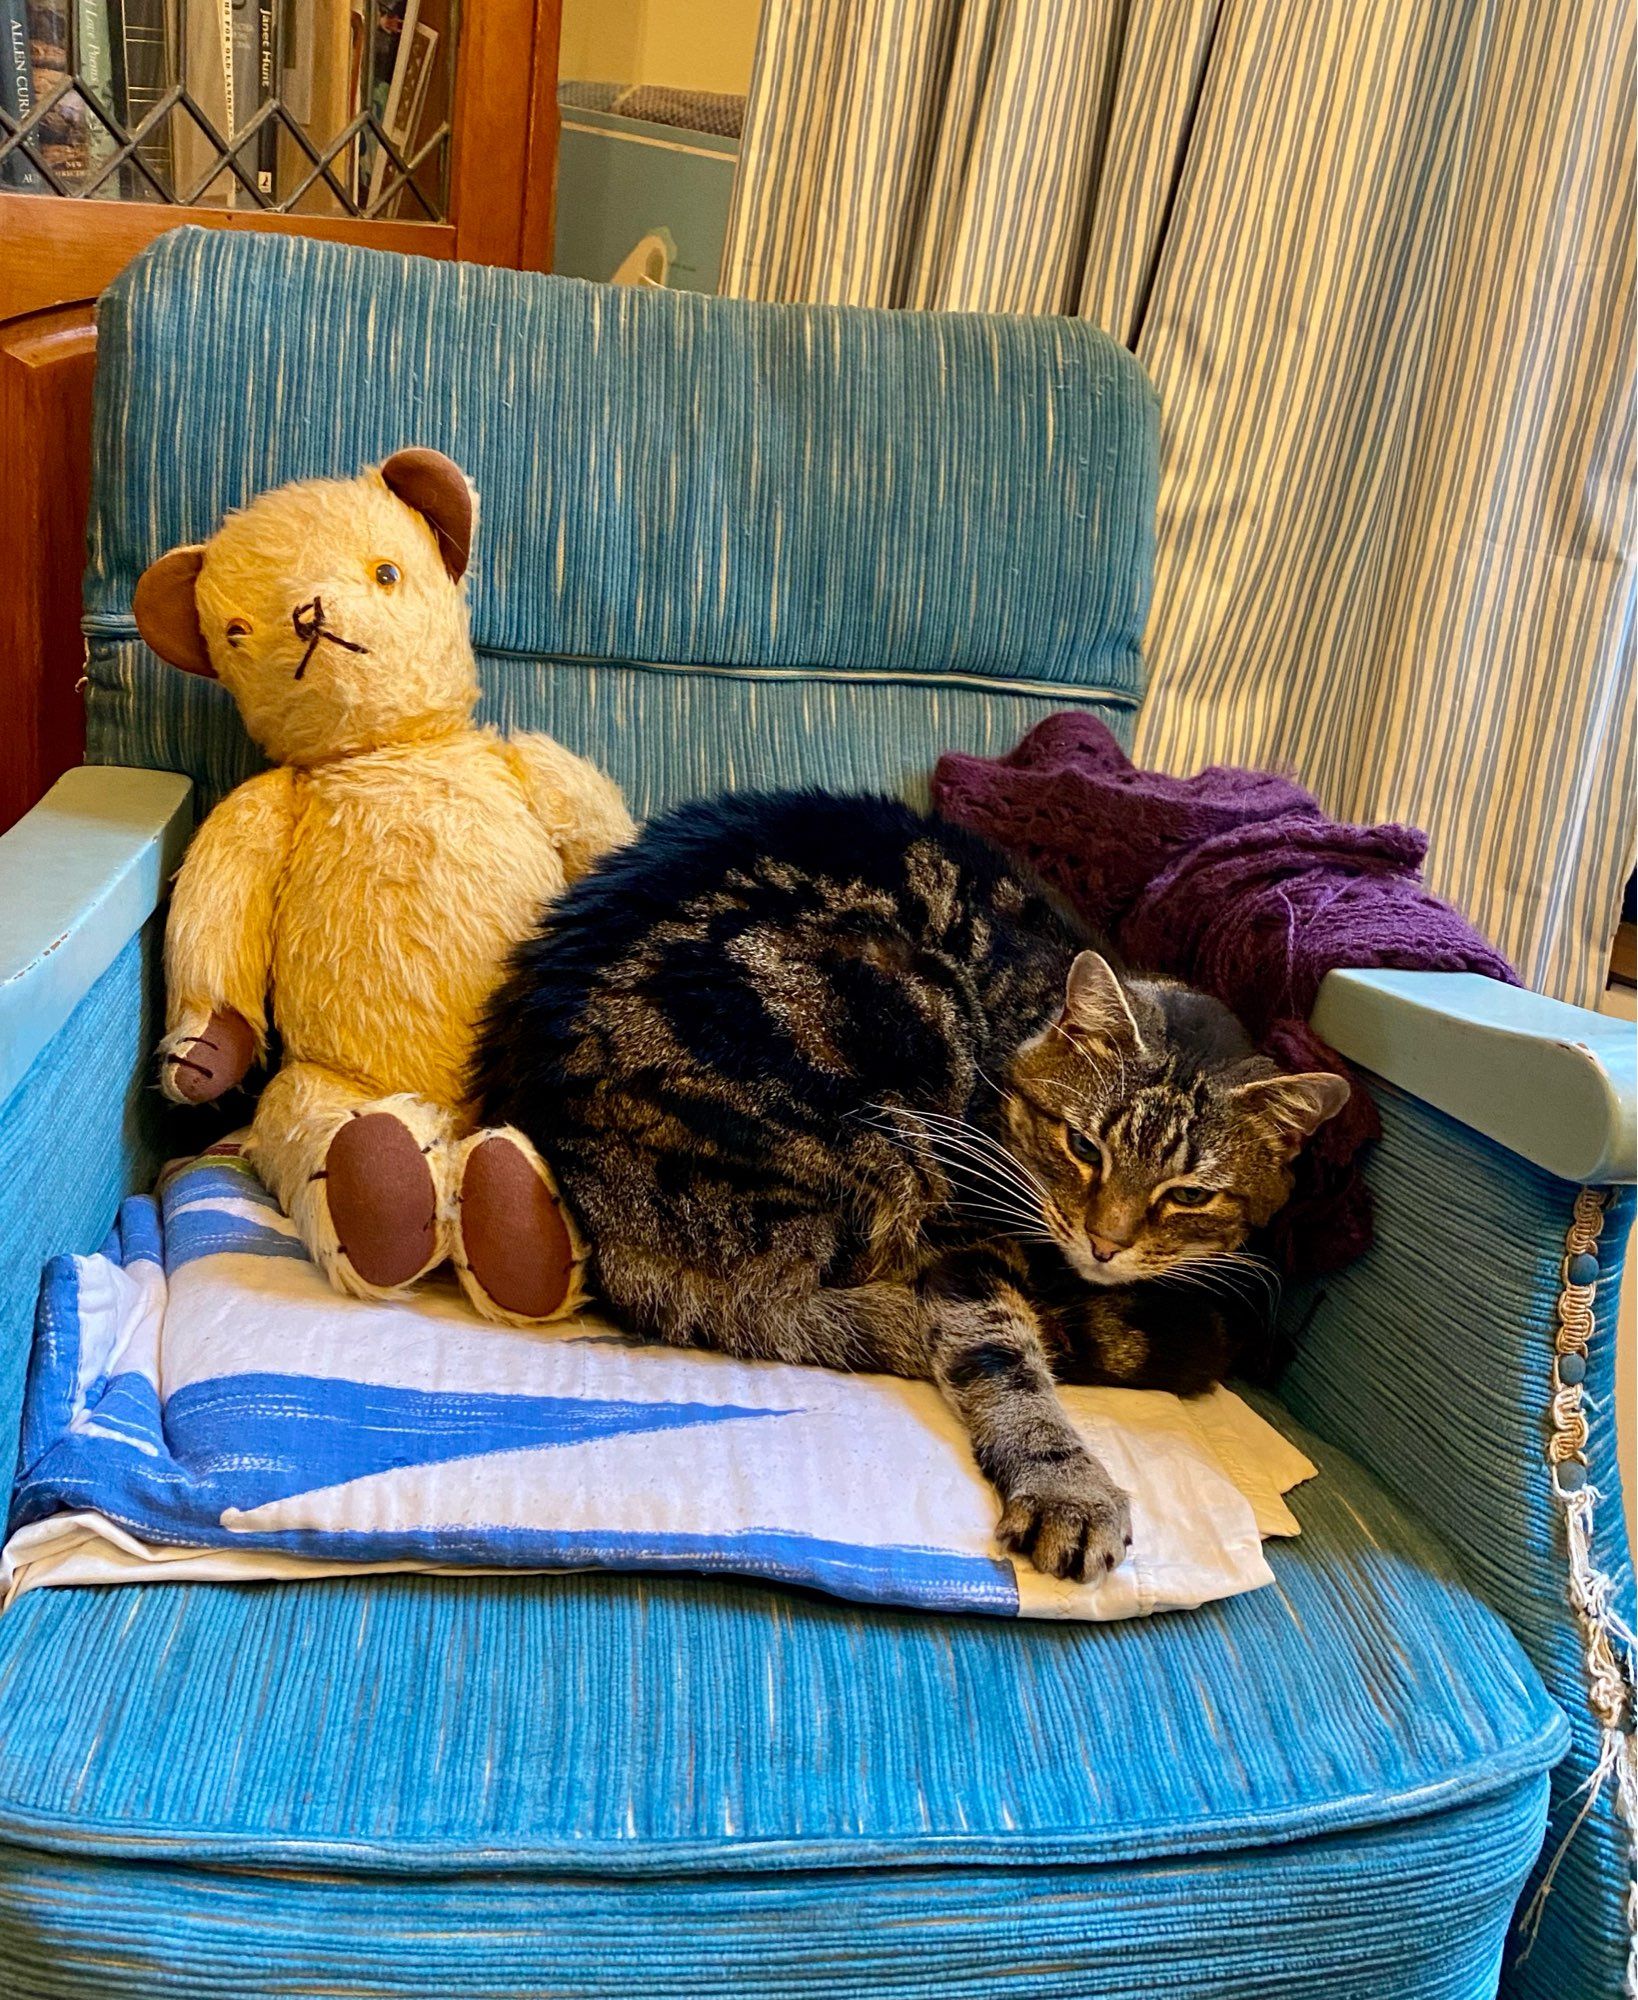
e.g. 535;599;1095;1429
560;0;762;95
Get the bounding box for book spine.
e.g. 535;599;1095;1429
220;0;237;201
25;1;87;187
380;20;432;217
119;0;170;195
254;0;272;192
0;0;46;188
364;0;416;209
228;0;270;194
106;0;126;131
75;0;119;189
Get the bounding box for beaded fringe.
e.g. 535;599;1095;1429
1518;1187;1638;1996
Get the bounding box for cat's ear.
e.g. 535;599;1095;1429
1060;952;1144;1048
1231;1071;1351;1153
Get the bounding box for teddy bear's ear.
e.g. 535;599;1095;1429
379;448;474;582
133;546;215;678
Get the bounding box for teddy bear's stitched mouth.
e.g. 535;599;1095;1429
292;596;372;681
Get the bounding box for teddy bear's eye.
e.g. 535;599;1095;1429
373;562;401;588
224;618;251;646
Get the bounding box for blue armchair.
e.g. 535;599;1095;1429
0;229;1629;2000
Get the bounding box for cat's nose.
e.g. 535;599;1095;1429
1087;1233;1125;1263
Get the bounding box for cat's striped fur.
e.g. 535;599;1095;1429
476;792;1347;1581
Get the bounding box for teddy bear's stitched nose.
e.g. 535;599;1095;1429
290;596;371;681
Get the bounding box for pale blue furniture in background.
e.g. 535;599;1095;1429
553;87;738;291
0;230;1631;1999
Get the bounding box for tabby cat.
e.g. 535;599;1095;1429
475;791;1347;1582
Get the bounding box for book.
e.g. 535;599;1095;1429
255;0;273;190
117;0;174;197
226;0;275;195
388;20;434;209
279;0;350;209
74;0;118;189
356;0;407;206
405;0;449;205
0;0;46;188
21;2;118;193
167;0;230;201
24;3;84;184
366;1;433;214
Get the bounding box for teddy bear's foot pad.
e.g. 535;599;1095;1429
459;1134;576;1321
326;1113;440;1289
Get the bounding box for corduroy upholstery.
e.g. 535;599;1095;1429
1282;1088;1637;2000
0;1789;1553;2000
0;229;1628;1997
0;1407;1563;1869
0;996;1576;2000
83;230;1155;820
0;927;167;1459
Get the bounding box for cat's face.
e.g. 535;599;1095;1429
1001;954;1349;1287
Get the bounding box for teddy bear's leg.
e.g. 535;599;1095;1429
250;1064;456;1301
451;1125;588;1326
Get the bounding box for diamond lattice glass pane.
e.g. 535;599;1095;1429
6;0;457;212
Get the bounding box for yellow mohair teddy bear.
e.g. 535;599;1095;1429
133;448;634;1325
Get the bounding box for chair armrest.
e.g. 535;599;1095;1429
0;766;192;1471
1285;969;1634;1995
0;766;193;1110
1311;968;1634;1185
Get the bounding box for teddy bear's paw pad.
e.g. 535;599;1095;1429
325;1112;441;1290
163;1008;257;1105
458;1134;578;1322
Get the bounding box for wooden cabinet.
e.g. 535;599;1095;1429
0;0;562;831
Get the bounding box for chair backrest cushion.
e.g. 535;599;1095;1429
84;229;1158;818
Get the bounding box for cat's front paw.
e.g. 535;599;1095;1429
997;1460;1132;1582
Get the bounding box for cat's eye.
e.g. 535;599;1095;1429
224;618;251;646
1064;1125;1102;1169
1166;1184;1215;1209
373;561;401;588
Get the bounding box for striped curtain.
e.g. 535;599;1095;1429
721;0;1637;1006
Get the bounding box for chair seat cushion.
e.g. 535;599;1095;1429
0;1399;1561;1878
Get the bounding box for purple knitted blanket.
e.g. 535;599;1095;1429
932;712;1516;1275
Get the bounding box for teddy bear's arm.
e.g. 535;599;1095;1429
159;768;297;1101
505;734;636;881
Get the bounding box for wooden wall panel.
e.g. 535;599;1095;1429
0;198;459;321
0;307;98;834
449;0;561;269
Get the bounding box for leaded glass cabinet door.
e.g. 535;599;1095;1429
2;1;464;218
0;0;562;832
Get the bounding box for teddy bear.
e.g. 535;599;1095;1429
132;447;634;1325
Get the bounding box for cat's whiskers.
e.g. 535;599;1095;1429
948;1201;1057;1246
886;1131;1048;1229
893;1104;1057;1206
863;1102;1061;1242
855;1112;1031;1211
1154;1250;1281;1321
913;1128;1064;1233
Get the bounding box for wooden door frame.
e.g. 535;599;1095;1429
0;0;560;832
450;0;562;270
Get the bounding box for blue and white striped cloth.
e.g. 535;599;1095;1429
4;1144;1313;1619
